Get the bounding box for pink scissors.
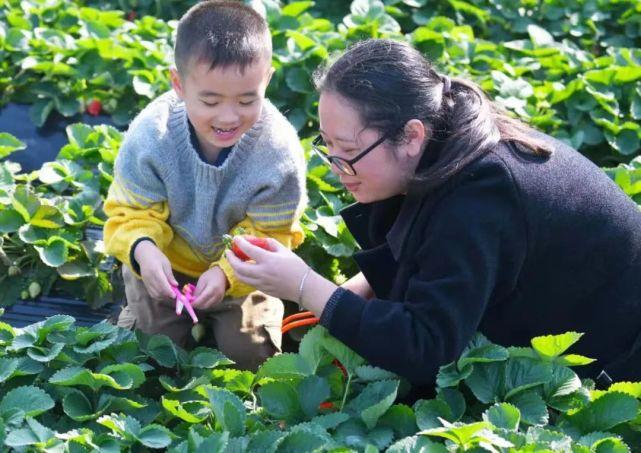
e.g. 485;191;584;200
170;283;198;324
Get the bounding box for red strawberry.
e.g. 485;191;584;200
87;99;102;116
319;401;335;410
224;234;272;261
127;11;137;20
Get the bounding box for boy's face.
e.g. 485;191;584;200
171;57;274;158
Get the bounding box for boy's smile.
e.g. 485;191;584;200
171;57;274;163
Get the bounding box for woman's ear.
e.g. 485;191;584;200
170;68;185;99
402;119;427;158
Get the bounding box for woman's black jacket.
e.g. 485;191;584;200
319;132;641;389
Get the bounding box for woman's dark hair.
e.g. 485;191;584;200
313;39;551;195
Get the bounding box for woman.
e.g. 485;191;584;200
225;39;641;392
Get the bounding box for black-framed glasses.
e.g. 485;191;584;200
311;132;393;176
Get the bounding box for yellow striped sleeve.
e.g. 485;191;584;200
103;179;173;276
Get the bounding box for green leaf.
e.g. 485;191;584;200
256;353;314;380
346;380;399;429
12;186;40;222
565;391;640;434
257;381;301;423
285;67;312;93
0;133;26;158
99;363;146;389
63;390;107;421
355;365;398;382
297;375;330;418
483;403;520;431
298;325;329;373
527;24;555;46
504;358;553;399
4;417;55;447
387;435;448;453
458;343;509;369
508;390;548;426
0;386;54;419
144;334;178;368
29;99;54;127
378;404;418;438
206;387;247;436
544;364;582;399
161;397;209;423
414;399;453;430
138;425;172;448
0;209;25;233
49;366;131;391
276;429;326;452
436;361;473;388
464;361;505;403
531;332;583;359
189;347;233;369
35;239;68;267
436;388;466;421
321;334;365;375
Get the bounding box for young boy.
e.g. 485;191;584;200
103;0;306;371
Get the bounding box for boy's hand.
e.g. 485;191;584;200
134;240;177;301
192;266;229;310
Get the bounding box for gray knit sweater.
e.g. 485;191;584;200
104;90;307;277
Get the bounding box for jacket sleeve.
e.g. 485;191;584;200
320;163;526;385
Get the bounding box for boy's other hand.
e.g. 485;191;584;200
134;240;178;301
192;266;229;310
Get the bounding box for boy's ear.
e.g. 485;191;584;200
170;68;185;99
265;66;275;86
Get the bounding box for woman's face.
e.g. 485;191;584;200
318;91;424;203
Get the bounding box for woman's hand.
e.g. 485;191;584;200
225;236;309;302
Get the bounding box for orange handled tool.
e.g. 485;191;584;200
281;310;319;334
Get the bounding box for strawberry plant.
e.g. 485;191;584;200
0;312;640;451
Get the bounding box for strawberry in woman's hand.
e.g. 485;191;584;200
223;234;272;261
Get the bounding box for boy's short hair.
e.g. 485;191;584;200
174;0;271;77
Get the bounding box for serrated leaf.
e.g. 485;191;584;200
138;425;172;448
257;381;301;423
346;380;399;429
310;412;350;430
565;391;639;434
531;332;583;359
256;353;314;380
387;435;448;453
355;365;398;381
464;361;505;403
504;357;553;399
483;403;520;431
436;361;473;388
161;397;209;423
206;387;247;436
436;388;466;422
297;375;330;418
0;386;54;419
414;399;452;430
508;390;549;426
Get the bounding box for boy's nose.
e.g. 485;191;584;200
216;107;239;124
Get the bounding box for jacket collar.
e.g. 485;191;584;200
385;132;449;260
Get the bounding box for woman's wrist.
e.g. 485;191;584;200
298;269;338;315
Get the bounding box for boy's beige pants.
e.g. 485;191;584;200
118;266;283;371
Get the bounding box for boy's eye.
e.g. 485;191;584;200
239;100;256;106
202;100;218;107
